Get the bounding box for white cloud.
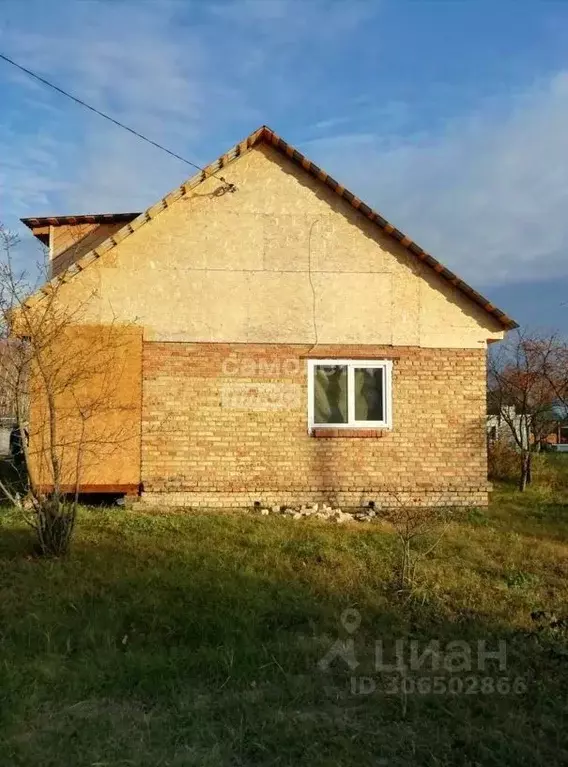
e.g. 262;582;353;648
0;0;375;223
0;0;212;216
2;0;568;293
300;72;568;286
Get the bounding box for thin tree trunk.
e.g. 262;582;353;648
519;452;529;491
527;452;532;485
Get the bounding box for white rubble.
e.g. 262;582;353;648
252;503;379;524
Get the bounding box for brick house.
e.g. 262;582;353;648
22;125;517;509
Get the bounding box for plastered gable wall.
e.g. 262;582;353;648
50;222;131;278
51;223;98;259
54;145;504;349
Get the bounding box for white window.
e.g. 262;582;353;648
307;359;393;430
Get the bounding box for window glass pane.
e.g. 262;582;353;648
354;367;384;421
314;365;348;423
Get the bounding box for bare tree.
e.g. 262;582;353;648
379;493;460;592
0;223;139;556
488;329;562;491
537;340;568;424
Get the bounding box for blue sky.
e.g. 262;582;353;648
2;0;568;329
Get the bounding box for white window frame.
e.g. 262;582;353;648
307;359;393;431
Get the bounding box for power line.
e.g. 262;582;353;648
0;52;235;189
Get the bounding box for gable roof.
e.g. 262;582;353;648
22;125;517;330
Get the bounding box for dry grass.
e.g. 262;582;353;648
0;466;567;766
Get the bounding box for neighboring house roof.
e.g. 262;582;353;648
21;125;518;330
21;212;141;228
21;212;141;247
22;213;142;278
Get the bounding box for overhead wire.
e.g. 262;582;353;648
0;52;235;190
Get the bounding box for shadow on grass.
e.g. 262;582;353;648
0;457;27;502
0;524;35;560
0;511;566;767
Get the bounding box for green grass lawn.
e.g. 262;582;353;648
1;479;567;766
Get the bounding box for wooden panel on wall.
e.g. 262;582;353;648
27;324;142;492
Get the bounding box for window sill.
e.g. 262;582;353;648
310;428;387;438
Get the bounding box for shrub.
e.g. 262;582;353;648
30;497;77;557
488;439;519;482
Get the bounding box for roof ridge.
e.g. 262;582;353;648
26;124;517;329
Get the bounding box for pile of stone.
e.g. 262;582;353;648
353;508;377;523
254;503;379;524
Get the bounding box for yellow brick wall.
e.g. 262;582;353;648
140;342;490;509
